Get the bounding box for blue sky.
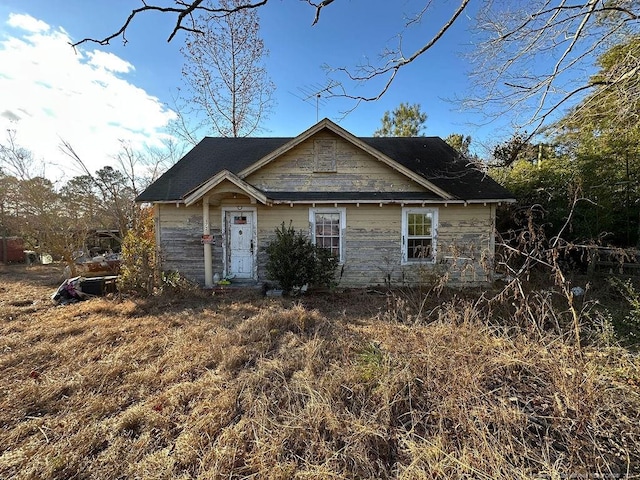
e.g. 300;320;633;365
0;0;505;179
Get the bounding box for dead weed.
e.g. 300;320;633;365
0;264;638;478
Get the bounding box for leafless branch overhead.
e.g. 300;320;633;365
310;0;335;26
71;0;268;47
324;0;471;103
71;0;639;137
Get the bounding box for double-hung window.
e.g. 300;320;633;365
309;207;346;263
402;207;437;263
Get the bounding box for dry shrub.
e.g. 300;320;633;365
0;264;639;479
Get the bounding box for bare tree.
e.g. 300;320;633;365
0;171;21;260
0;141;89;272
555;35;640;132
112;140;179;197
18;176;85;271
173;0;275;140
466;0;640;137
0;129;38;181
137;138;187;186
60;138;184;233
72;1;640;135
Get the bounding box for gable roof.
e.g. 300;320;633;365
136;137;289;203
136;119;514;204
182;170;268;206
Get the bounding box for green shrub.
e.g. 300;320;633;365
265;222;338;294
313;245;340;290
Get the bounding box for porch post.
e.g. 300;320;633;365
203;196;213;287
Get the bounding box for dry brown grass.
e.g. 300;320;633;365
1;264;639;479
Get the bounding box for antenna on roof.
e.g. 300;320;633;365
289;81;339;123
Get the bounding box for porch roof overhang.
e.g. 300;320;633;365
183;169;268;206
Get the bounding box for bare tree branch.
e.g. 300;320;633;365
59;139;138;238
308;0;335;26
71;0;268;47
72;0;639;136
0;129;34;181
59;139;92;178
323;0;471;103
465;0;640;134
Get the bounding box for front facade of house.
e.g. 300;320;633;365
137;119;514;288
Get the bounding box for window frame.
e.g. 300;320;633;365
309;207;346;264
401;207;438;264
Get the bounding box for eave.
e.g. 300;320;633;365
269;198;516;207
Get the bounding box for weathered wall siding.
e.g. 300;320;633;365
434;204;494;284
256;205;309;234
254;203;495;287
341;205;402;286
341;204;493;286
157;204;204;283
157;202;495;287
157;204;224;284
256;204;403;287
245;132;426;193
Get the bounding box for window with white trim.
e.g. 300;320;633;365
402;207;437;263
309;207;346;263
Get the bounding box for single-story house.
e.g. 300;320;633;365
137;119;515;288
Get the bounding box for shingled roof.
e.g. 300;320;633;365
136;137;289;203
137;124;513;203
360;137;512;201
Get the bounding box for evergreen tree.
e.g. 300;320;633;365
373;103;427;137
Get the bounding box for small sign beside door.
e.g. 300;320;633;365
201;234;215;245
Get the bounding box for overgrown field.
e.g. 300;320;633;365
1;265;639;479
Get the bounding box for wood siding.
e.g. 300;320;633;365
245;131;427;193
435;204;495;284
157;201;495;287
157;203;220;284
254;203;494;287
156;129;496;287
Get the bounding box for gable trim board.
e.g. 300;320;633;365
139;119;515;287
183;170;267;207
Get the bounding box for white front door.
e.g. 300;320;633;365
226;211;254;279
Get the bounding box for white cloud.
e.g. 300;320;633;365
87;50;134;74
7;13;50;33
0;13;176;180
